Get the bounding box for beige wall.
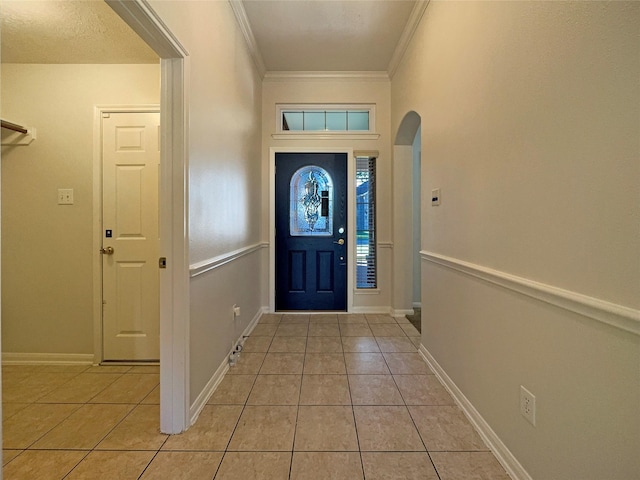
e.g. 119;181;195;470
1;63;160;355
262;76;395;311
392;2;640;478
149;1;264;403
151;1;262;264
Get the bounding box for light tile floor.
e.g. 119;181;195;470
2;313;510;479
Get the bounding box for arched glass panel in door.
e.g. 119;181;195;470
290;166;333;236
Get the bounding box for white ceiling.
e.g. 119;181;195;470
242;0;417;72
1;0;420;73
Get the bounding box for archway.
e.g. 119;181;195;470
392;112;422;323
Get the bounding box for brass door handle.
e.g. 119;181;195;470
334;239;345;245
100;246;114;255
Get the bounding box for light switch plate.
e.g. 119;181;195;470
431;188;441;206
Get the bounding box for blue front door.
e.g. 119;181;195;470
275;153;347;311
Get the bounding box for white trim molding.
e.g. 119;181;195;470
351;306;393;315
269;147;355;313
228;0;266;78
274;103;377;135
387;0;430;78
2;353;94;365
190;358;229;425
189;307;265;424
264;71;389;82
107;0;191;435
392;309;414;317
272;133;380;141
190;242;268;278
92;104;160;368
421;251;640;336
419;345;533;480
353;289;381;296
106;0;188;59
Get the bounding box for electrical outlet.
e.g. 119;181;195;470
57;188;74;205
520;385;536;426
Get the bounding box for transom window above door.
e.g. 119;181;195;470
276;104;376;134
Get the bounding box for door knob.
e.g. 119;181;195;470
334;238;345;245
100;246;115;255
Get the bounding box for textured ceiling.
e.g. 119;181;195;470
1;0;158;64
242;0;417;72
0;0;418;72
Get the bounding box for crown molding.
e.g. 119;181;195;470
263;71;390;82
228;0;427;80
228;0;266;78
387;0;429;79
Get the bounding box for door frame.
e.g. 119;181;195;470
93;105;160;364
269;147;355;312
103;0;190;435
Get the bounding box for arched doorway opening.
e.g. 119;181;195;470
392;111;422;327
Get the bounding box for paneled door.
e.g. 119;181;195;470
102;111;160;361
275;153;347;311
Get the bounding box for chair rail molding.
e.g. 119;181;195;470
421;251;640;336
190;242;268;278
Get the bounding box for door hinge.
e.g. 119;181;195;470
159;257;167;269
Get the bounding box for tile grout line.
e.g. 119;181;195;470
287;316;308;480
60;449;94;480
3;315;504;479
18;403;85;452
23;368;158;479
212;334;269;480
343;322;368;480
386;339;443;480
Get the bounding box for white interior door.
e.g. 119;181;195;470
102;111;160;361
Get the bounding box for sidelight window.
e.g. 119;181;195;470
356;157;377;289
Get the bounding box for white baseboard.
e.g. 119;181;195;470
418;345;532;480
189;354;229;426
351;306;393;314
247;306;268;335
2;352;94;365
392;309;414;317
412;302;422;309
189;306;266;425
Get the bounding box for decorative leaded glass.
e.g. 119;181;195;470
290;166;333;236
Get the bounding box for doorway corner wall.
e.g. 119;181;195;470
107;0;190;435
